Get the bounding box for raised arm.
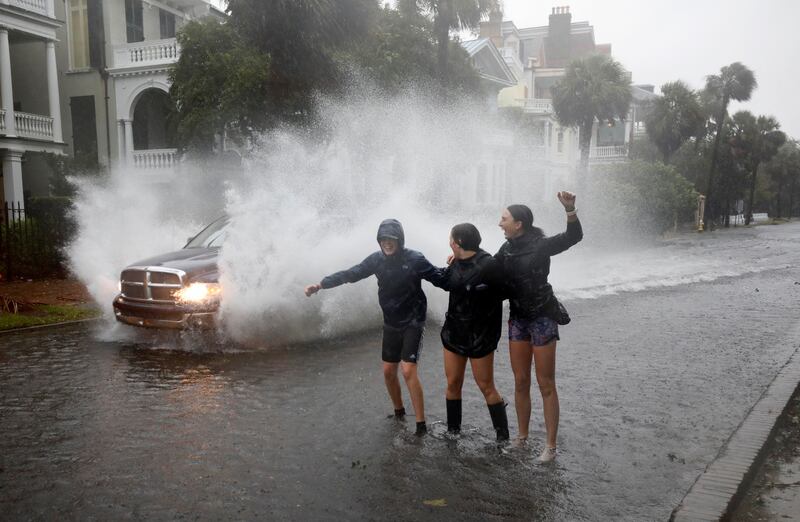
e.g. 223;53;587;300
539;191;583;257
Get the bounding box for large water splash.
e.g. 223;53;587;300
67;86;777;347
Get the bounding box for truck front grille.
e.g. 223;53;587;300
120;267;185;303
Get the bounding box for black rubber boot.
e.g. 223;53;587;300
446;399;462;433
487;400;509;442
415;421;428;436
393;407;406;419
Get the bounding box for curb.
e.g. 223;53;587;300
0;316;103;335
671;347;800;521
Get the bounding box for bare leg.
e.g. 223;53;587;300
400;361;425;422
533;340;559;448
509;340;533;439
443;349;467;400
470;352;502;405
382;362;403;411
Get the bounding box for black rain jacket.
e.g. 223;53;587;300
495;219;583;321
433;250;504;358
320;219;444;329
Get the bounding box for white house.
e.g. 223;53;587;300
0;0;65;209
54;0;223;179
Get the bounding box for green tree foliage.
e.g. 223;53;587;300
225;0;377;119
764;141;800;218
353;5;479;94
551;54;632;176
591;160;698;235
409;0;500;81
645;81;705;163
728;111;785;224
701;62;757;226
169;19;272;153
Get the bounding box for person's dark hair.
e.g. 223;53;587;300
451;223;481;251
507;204;544;238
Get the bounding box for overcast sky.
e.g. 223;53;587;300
210;1;800;138
485;0;800;138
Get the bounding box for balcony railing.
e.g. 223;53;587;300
112;38;180;69
13;111;53;139
589;145;628;159
518;98;553;114
132;148;178;169
5;0;51;16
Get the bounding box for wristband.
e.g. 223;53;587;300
566;209;577;217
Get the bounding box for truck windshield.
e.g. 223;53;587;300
185;216;228;248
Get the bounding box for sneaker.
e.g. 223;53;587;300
511;436;528;449
387;407;406;419
538;446;557;463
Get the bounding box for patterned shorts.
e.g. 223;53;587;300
508;317;560;346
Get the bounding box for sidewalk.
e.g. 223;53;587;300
732;392;800;520
0;278;99;331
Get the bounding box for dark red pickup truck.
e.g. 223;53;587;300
112;216;227;329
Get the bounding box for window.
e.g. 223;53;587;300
71;96;98;163
87;0;104;67
68;0;89;69
160;9;176;39
125;0;144;43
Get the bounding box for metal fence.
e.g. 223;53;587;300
0;201;73;280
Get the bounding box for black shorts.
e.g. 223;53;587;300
382;324;425;363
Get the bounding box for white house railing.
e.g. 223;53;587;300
518;98;553;114
589;145;628;159
6;0;51;17
112;38;180;69
14;111;53;139
132;148;178;169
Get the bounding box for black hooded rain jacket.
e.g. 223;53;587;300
495;219;583;321
320;219;444;329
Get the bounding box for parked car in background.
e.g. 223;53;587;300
112;217;227;329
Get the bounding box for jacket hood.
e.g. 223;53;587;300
376;219;405;249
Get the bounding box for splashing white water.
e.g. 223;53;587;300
66;88;781;346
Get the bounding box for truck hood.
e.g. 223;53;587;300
128;248;219;282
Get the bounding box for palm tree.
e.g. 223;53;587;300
645;81;704;163
729;112;786;225
551;54;632;177
702;62;757;228
411;0;500;81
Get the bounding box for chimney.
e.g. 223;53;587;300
546;6;571;67
479;7;504;49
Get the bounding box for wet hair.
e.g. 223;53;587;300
506;204;544;238
451;223;481;251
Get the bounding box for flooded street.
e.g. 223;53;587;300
2;224;800;521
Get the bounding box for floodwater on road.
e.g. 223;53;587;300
2;223;800;520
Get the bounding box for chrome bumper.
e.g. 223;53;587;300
112;295;218;330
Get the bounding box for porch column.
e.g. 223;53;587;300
45;40;62;142
123;119;134;167
0;28;16;135
2;150;25;212
117;119;126;167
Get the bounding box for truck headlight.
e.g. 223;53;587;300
174;282;222;304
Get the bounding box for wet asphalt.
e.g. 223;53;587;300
2;224;800;521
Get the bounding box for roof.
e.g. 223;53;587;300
461;38;517;87
631;85;659;103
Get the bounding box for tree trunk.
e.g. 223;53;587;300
435;0;450;82
789;175;797;219
724;195;730;227
579;119;593;189
703;102;729;230
745;163;759;226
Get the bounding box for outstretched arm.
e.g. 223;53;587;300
304;254;378;297
411;253;450;290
